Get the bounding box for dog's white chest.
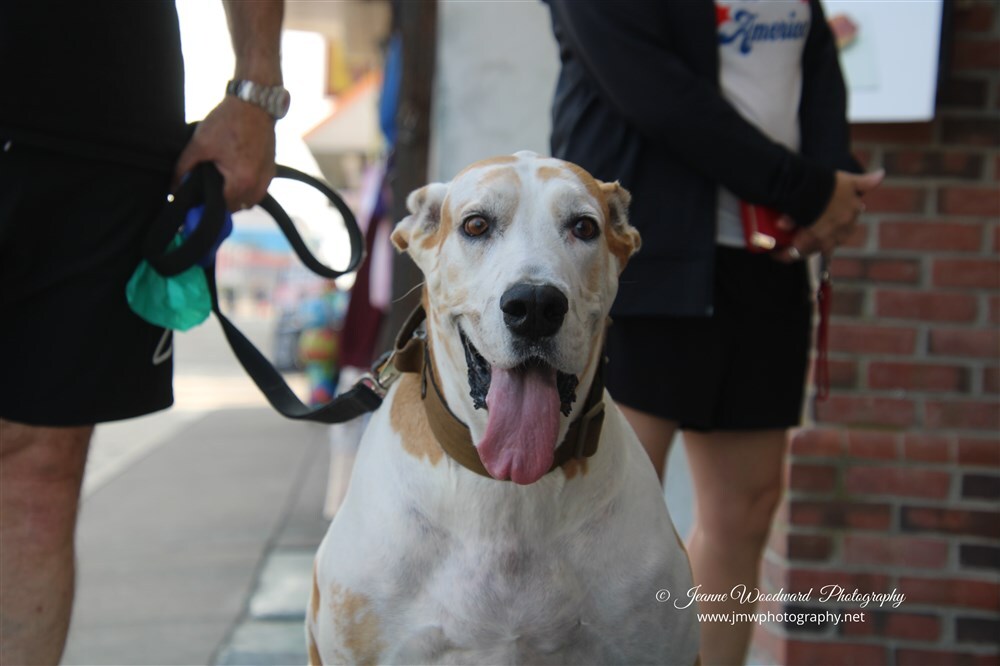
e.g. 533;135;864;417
310;395;698;665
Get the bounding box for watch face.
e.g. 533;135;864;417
227;80;290;119
275;89;291;118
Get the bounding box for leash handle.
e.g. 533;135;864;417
143;161;379;423
144;163;228;277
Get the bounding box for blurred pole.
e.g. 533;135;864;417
378;0;436;353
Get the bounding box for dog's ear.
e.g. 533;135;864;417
391;182;449;254
600;181;641;271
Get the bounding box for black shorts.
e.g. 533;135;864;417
606;245;813;432
1;143;174;426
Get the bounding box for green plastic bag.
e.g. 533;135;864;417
126;234;212;331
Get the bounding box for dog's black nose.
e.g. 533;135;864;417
500;283;569;339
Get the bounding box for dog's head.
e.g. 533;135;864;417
391;151;640;484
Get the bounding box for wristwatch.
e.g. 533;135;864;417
225;79;291;120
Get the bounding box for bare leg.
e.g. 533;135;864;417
0;419;92;665
683;429;787;666
616;403;679;482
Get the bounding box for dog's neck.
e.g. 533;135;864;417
412;309;607;482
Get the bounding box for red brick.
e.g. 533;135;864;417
925;399;1000;430
864;258;922;284
960;543;1000;570
900;576;1000;611
842;221;868;249
790;428;844;457
829;324;917;355
886;613;943;641
787;533;833;561
958;437;1000;466
956;616;1000;644
817;395;916;428
901;507;999;538
897;648;999;666
876;290;977;322
933;258;1000;288
868;361;971;392
903;434;954;463
843;534;949;569
939;186;1000;217
787;568;891;594
865;186;928;214
929;328;999;358
938;77;990;109
879;220;983;252
988;294;999;324
953;3;996;33
846;466;952;500
831;256;863;279
952;38;1000;71
830;287;864;317
828;359;859;390
883;150;984;179
984;366;999;393
790;500;892;530
962;473;1000;500
942;117;1000;147
785;640;888;666
831;257;922;284
847;431;899;460
789;463;838;493
851;123;935;145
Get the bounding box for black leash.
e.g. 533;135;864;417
144;161;387;423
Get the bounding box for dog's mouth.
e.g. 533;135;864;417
460;331;579;485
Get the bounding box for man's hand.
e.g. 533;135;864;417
173;96;277;212
173;0;283;212
775;169;884;262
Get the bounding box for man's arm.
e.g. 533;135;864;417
174;0;284;212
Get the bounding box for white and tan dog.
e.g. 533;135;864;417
308;151;699;665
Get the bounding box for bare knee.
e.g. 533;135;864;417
701;482;783;549
1;420;92;547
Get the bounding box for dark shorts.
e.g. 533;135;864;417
1;142;174;426
606;245;813;432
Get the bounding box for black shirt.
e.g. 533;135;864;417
0;1;187;169
545;0;856;316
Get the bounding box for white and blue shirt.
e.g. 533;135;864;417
715;0;811;247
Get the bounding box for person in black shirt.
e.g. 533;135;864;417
0;2;286;662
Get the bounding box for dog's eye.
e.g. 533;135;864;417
462;216;490;238
570;217;599;241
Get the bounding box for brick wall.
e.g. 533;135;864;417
758;2;1000;664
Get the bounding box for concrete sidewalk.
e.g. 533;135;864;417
63;407;332;666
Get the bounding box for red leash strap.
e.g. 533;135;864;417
815;256;833;401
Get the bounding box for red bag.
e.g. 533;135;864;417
740;202;795;253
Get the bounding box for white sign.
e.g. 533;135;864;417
821;0;945;122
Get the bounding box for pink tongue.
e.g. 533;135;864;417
477;365;561;485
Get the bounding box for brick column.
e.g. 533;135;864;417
756;2;1000;664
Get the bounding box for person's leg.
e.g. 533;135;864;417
683;428;787;666
616;403;679;481
0;419;92;665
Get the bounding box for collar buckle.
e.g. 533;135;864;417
359;350;401;399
